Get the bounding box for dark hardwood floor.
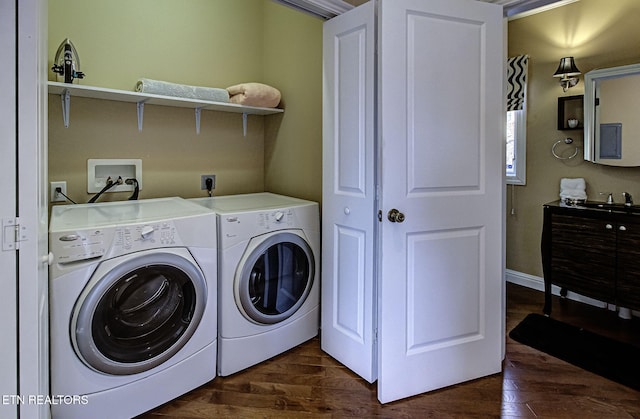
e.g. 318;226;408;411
140;283;640;418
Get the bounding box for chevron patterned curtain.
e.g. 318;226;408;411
506;55;529;111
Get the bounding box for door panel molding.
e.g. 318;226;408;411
333;224;367;342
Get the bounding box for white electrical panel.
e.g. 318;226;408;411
87;159;142;193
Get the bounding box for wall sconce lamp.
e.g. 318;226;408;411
553;57;581;92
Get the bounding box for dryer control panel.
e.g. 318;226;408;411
257;209;295;230
217;204;318;249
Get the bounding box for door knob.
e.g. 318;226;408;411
387;208;405;223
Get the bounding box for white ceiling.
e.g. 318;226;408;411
278;0;574;20
475;0;574;18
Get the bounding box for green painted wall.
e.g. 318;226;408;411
48;0;323;203
263;2;323;202
49;0;264;89
507;0;640;278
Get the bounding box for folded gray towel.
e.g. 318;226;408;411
136;78;229;103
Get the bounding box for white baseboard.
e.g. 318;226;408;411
505;269;545;292
505;269;607;309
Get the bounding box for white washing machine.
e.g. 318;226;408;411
190;193;319;376
49;197;217;419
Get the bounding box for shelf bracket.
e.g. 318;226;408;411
60;89;71;128
136;101;145;132
242;113;248;137
195;107;202;135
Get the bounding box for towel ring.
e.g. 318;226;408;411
552;137;579;160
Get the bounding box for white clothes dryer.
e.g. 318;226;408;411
190;193;319;376
49;197;217;419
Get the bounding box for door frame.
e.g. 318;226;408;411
0;1;19;416
16;0;49;417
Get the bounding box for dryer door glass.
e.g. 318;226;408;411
73;252;206;375
239;232;314;324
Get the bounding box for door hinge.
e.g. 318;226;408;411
377;210;382;222
3;218;27;251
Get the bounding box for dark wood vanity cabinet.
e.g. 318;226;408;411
615;220;640;308
541;202;640;314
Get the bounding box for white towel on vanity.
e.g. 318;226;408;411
559;177;587;200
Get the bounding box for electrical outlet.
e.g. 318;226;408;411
50;181;67;203
200;175;216;190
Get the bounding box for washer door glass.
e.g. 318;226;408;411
238;232;314;324
73;251;206;375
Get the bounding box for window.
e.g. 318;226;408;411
506;55;528;185
506;107;526;185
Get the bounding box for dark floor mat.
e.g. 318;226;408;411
509;313;640;391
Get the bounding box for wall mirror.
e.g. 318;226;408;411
584;63;640;166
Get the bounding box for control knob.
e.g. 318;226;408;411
140;225;155;240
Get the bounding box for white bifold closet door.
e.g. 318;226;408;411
322;0;505;404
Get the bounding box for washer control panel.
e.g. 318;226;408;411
112;221;178;253
52;221;179;263
52;229;108;264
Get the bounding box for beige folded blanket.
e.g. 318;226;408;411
227;83;281;108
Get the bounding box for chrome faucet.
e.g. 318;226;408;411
623;192;633;207
600;192;614;204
